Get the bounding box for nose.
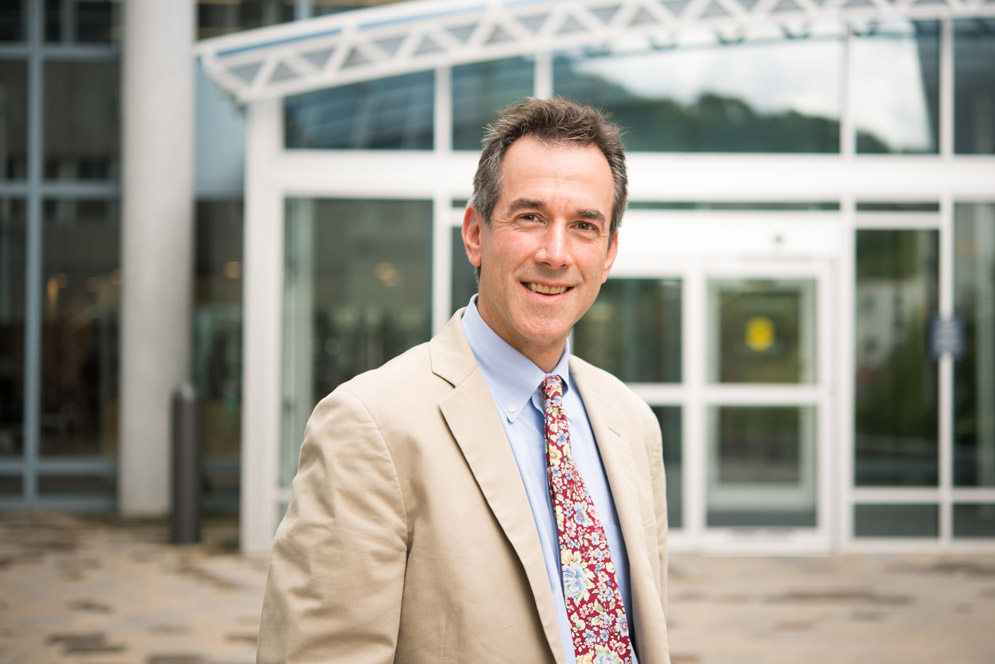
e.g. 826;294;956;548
535;222;572;269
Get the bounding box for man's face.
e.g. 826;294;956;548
462;136;618;372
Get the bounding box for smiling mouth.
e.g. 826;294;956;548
526;282;569;295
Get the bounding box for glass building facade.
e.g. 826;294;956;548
2;0;993;553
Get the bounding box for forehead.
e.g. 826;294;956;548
497;136;613;203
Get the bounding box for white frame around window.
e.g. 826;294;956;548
844;206;995;553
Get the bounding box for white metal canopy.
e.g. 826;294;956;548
196;0;995;104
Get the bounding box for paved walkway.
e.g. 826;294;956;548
1;512;994;664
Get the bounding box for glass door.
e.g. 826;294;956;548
702;268;829;541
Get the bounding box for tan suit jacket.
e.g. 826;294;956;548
257;310;671;664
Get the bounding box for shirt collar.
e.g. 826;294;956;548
461;296;572;423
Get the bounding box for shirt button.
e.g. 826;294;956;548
507;404;516;413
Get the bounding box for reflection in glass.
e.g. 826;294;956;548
855;230;939;486
452;57;534;150
0;1;24;41
46;0;120;43
197;0;295;39
281;198;433;488
0;200;26;457
195;200;244;511
853;21;939;154
44;61;121;180
854;504;938;538
707;406;817;528
40;200;120;458
450;225;477;315
574;278;681;383
652;406;682;529
953;504;995;539
954;19;995;154
954;203;995;487
0;61;28;180
553;34;842;152
285;71;434;150
709;279;816;384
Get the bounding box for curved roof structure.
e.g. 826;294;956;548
196;0;995;104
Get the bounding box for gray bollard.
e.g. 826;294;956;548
171;381;202;544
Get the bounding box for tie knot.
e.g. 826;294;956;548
541;375;563;401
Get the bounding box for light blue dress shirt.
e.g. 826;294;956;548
461;297;637;664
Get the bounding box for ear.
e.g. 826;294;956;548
601;232;619;284
462;206;484;268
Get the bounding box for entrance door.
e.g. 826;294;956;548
580;211;839;552
699;263;832;550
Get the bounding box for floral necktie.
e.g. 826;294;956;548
542;375;634;664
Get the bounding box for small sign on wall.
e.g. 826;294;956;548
929;315;965;360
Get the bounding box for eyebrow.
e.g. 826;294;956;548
507;198;607;224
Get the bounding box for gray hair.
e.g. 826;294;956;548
469;97;628;239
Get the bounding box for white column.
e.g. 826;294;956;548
241;98;284;555
119;0;195;515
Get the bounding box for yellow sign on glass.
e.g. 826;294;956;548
746;316;775;351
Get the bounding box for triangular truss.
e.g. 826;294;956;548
196;0;995;103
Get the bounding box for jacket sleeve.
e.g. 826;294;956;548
646;404;669;614
256;389;408;664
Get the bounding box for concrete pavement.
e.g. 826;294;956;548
1;511;993;664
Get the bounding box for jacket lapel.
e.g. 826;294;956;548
431;312;565;664
570;358;664;662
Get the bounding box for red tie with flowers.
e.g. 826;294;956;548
542;375;634;664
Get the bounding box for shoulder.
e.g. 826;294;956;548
317;340;439;414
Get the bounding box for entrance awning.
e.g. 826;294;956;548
196;0;995;104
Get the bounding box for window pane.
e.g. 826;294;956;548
197;0;295;40
311;0;414;17
574;278;681;383
954;20;995;154
281;198;432;488
194;200;244;511
450;225;476;315
954;203;995;487
0;199;26;458
553;34;842;152
709;278;817;384
41;200;120;459
45;0;120;43
0;474;22;495
707;406;818;528
38;471;115;498
285;71;434;150
853;21;939;154
0;61;29;180
855;229;939;486
44;61;121;181
854;504;938;538
953;504;995;539
0;1;25;41
652;406;682;530
452;57;534;150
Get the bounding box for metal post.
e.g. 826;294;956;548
171;382;201;544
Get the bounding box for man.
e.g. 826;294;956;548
257;98;670;664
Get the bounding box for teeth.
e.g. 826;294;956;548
527;283;568;295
